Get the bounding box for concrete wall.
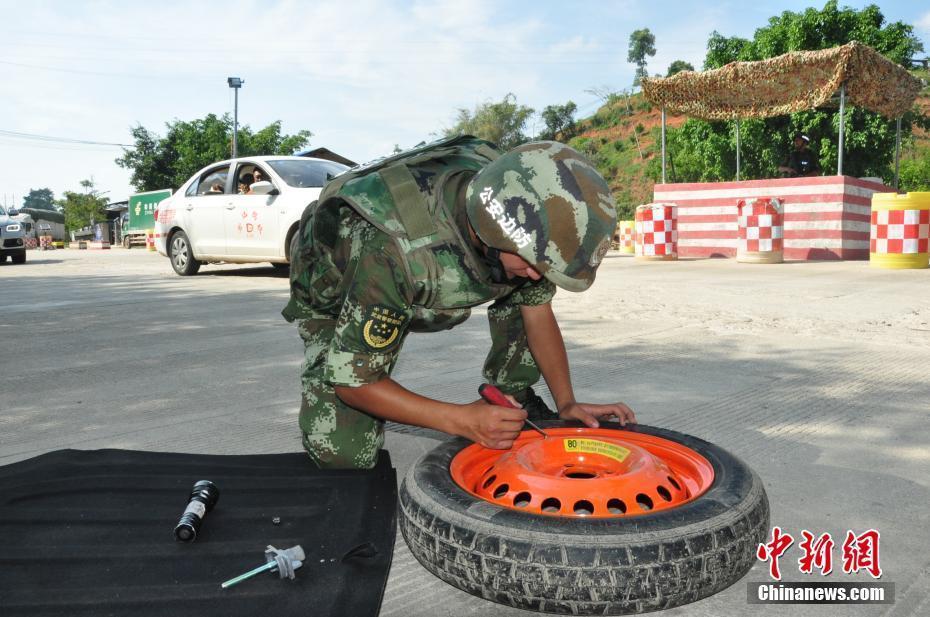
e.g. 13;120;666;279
653;175;890;260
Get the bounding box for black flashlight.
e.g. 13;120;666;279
174;480;220;542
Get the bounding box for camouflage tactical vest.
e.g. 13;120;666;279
285;135;516;324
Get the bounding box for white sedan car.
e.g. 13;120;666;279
155;156;348;275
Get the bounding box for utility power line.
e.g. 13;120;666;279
0;129;132;147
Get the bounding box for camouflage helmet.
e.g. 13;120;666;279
465;141;617;292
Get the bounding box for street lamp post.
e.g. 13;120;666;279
227;77;244;157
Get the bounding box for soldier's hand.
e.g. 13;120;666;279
558;401;637;429
457;400;528;449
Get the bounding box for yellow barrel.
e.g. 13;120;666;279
870;192;930;269
146;229;156;251
635;204;678;261
613;220;635;254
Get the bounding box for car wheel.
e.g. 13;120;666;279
168;231;200;276
123;235;131;249
11;250;26;265
0;254;7;263
287;228;300;264
400;423;769;615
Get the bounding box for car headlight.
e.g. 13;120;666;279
5;223;21;232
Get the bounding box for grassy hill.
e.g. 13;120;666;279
569;71;930;220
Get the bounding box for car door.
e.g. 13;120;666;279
184;164;231;257
225;162;281;258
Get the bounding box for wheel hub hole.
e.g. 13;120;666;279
565;471;598;479
481;475;497;490
573;500;594;516
657;485;673;502
607;498;627;514
636;493;654;511
492;483;509;499
513;492;532;508
541;497;561;513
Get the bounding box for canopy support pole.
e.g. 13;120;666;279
735;119;741;181
661;107;667;184
837;82;846;176
894;116;902;191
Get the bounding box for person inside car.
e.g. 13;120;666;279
238;175;253;194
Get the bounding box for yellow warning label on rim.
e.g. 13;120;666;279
563;438;630;463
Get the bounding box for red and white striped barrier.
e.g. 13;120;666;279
24;237;38;250
653;176;890;260
635;203;678;261
737;197;784;264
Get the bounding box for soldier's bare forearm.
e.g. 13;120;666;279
334;379;461;434
520;303;576;411
334;379;526;448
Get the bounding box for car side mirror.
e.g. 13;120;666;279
250;181;278;196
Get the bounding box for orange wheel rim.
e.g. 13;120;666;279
450;428;715;518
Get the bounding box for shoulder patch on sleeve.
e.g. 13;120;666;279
361;304;407;350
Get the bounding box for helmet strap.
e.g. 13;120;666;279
482;246;529;287
482;247;508;284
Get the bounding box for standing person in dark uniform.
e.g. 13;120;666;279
778;133;820;177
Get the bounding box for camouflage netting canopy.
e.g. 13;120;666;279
641;42;923;120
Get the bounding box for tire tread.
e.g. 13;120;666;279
399;426;769;614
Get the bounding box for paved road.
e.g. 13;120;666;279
1;249;928;617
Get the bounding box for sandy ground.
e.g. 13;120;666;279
1;248;928;617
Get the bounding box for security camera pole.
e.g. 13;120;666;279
227;77;244;157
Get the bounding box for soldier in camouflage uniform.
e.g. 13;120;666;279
283;137;636;469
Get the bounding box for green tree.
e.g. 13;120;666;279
58;179;108;231
116;114;311;192
747;2;923;66
445;93;534;151
898;146;930;191
704;31;751;69
538;101;578;141
658;2;927;185
627;28;657;88
22;188;57;211
666;60;695;77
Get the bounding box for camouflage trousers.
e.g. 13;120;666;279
298;299;540;469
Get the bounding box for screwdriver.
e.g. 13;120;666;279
478;384;549;439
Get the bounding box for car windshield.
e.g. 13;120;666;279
266;159;348;188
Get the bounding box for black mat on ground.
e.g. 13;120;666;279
0;449;396;617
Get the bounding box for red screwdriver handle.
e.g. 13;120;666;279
479;384;550;439
478;384;518;408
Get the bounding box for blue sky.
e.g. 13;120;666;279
1;0;927;205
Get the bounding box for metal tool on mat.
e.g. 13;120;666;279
221;544;305;589
478;383;549;439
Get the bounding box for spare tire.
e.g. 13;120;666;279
399;422;768;614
